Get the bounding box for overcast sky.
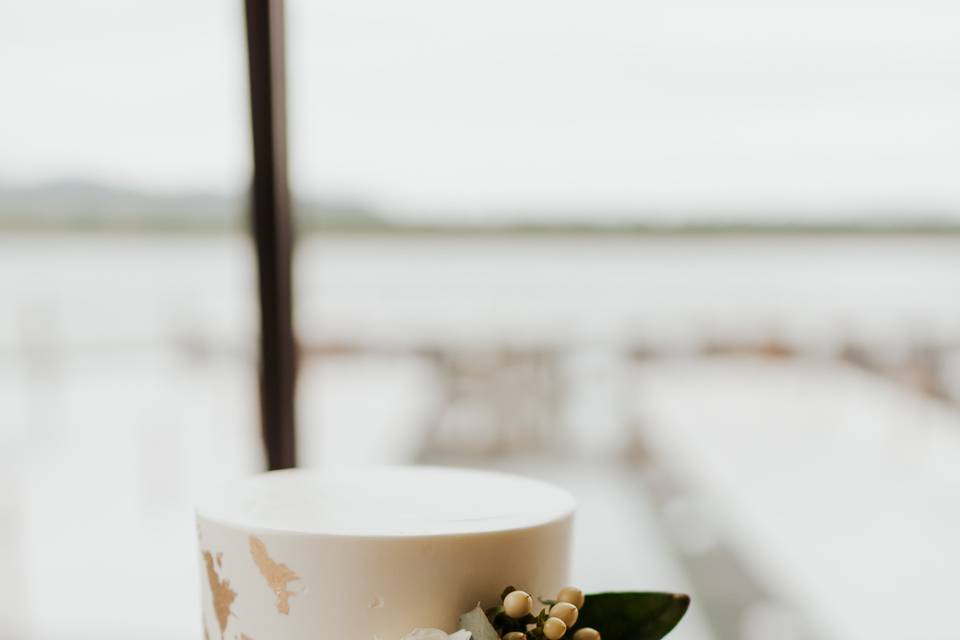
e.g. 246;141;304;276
3;0;960;222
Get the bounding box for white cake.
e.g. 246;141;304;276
196;467;575;640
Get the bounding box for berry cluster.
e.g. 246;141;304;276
489;586;600;640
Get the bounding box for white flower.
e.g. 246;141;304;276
401;629;472;640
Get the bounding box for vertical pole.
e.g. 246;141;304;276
244;0;297;470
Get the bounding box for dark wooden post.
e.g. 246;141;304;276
244;0;297;470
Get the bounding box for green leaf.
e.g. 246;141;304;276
491;609;535;636
459;605;500;640
572;592;690;640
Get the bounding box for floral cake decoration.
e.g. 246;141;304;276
404;585;690;640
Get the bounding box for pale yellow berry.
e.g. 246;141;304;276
543;617;567;640
572;628;601;640
503;590;534;618
549;602;579;627
556;586;585;609
504;633;527;640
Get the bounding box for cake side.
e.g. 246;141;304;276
196;467;575;640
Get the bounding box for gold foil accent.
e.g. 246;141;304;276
249;536;301;614
203;550;237;638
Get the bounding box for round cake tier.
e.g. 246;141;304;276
196;466;575;640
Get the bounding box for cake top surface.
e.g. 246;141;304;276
197;466;575;537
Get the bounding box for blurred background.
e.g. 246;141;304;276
3;0;960;638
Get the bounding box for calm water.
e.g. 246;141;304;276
5;232;960;351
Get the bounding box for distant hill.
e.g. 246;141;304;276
3;179;960;235
0;180;382;232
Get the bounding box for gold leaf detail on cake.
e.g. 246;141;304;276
249;536;301;615
203;550;237;638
